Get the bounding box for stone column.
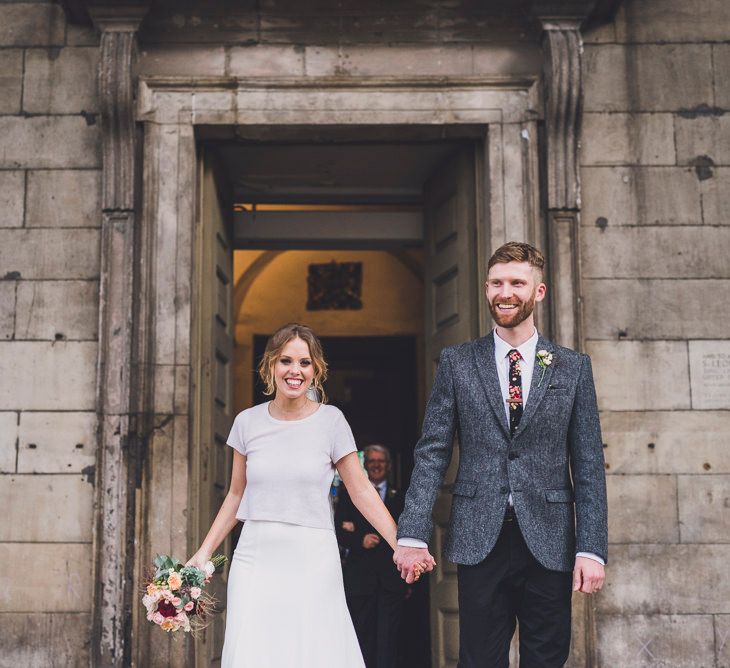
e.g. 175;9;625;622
88;5;148;666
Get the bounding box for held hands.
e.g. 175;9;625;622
573;556;605;594
393;545;437;584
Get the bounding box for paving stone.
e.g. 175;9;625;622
0;282;14;340
596;614;715;668
0;117;100;169
678;475;730;544
675;114;730;167
581;227;730;278
583;44;713;113
0;3;65;47
0;474;93;542
581;113;675;166
0;342;97;410
0;49;23;114
586;341;690;411
14;281;98;341
689;340;730;410
0;543;91;612
607;474;678;543
0;171;25;228
0;412;18;473
581;166;701;226
597;544;730;614
601;411;730;475
0;612;90;667
23;47;99;114
17;411;96;474
583;279;730;340
0;229;99;279
26;169;101;228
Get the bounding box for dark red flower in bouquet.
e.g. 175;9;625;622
158;600;177;618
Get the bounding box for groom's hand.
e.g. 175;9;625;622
573;556;605;594
393;546;436;584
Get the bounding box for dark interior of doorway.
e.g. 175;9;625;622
253;334;431;667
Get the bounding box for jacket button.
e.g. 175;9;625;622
508;452;519;460
500;486;509;494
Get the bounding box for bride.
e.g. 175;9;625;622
187;323;416;667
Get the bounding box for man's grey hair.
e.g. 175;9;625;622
363;444;391;463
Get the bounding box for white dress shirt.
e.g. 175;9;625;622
399;329;604;566
373;479;387;502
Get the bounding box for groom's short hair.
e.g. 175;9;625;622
488;242;545;281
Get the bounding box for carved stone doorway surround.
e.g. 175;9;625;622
92;14;593;668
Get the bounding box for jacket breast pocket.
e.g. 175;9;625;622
545;488;574;503
451;480;478;497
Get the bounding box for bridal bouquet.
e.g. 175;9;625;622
142;553;227;633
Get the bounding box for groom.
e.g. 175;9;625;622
394;242;608;667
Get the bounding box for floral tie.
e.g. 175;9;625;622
507;349;523;436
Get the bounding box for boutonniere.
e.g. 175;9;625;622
387;488;398;498
536;349;554;387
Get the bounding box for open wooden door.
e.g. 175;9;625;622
423;147;480;668
192;150;234;667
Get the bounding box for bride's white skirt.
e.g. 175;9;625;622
222;520;365;668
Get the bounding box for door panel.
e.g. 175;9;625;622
193;150;234;667
423;147;479;668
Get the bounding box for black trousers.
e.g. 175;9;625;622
457;511;573;668
347;586;404;668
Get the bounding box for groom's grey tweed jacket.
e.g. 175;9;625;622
397;331;608;572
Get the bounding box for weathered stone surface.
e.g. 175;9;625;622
66;22;100;47
601;411;730;475
598;545;730;614
607;474;678;543
0;3;65;47
0;342;97;410
0;229;99;279
583;44;713;112
581;112;675;166
614;0;730;43
26;169;101;228
678;475;730;543
0;612;91;667
581;227;730;278
714;45;730;110
689;340;730;410
23;48;99;114
0;282;14;340
596;614;715;668
581;166;701;226
15;281;98;341
0;412;17;473
0;543;91;612
0;171;25;228
0;50;23;114
0;117;100;169
700;167;730;226
583;279;730;340
716;615;730;667
675;114;730;167
328;45;468;77
0;474;93;542
586;341;690;411
228;44;305;76
17;411;96;474
136;45;225;76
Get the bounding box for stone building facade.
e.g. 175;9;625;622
0;0;728;666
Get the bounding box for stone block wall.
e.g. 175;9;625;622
582;1;730;665
0;2;100;665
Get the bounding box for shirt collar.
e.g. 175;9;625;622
373;480;387;492
494;327;539;360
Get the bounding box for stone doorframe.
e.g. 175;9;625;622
91;14;592;668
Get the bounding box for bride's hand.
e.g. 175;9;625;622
185;551;211;570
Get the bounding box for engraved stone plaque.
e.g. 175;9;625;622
689;341;730;409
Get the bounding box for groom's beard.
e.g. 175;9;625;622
489;290;537;328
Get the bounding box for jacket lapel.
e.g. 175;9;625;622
472;333;511;438
512;334;556;439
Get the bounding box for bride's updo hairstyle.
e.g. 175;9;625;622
258;323;328;403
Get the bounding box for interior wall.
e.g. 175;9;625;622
232;249;425;416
